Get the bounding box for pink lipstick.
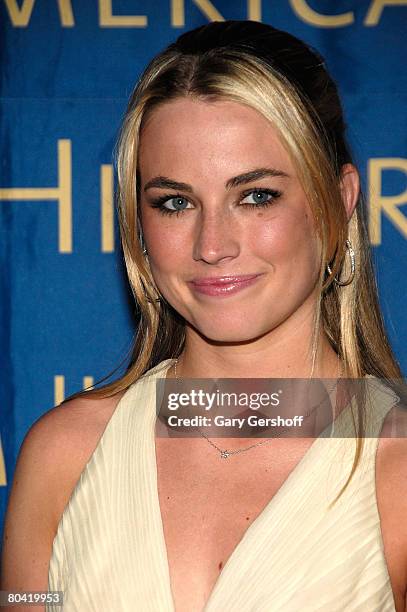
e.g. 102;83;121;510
189;274;263;297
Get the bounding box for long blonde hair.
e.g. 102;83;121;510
65;21;402;502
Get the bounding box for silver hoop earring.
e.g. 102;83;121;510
326;239;356;286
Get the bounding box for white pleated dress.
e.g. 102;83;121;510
47;358;400;611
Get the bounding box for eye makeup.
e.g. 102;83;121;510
148;188;283;216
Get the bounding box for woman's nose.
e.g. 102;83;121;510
192;209;240;264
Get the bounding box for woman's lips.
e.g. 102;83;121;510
188;274;263;297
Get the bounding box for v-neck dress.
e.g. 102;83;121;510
47;358;400;611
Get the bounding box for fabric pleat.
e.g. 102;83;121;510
47;361;399;611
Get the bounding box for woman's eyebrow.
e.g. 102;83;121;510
143;167;290;193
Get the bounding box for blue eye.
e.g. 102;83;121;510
166;197;190;211
150;194;192;216
241;189;281;207
149;187;282;216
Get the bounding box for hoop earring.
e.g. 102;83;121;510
326;239;356;286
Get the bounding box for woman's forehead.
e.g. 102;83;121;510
138;97;294;177
141;97;278;136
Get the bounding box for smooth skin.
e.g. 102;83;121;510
1;98;406;612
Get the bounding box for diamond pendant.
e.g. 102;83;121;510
221;450;230;459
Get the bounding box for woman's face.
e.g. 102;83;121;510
138;98;322;343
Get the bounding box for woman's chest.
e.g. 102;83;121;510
155;436;400;612
49;429;401;611
155;437;327;611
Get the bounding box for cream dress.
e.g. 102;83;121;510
47;358;399;611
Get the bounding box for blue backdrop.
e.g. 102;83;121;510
1;0;406;539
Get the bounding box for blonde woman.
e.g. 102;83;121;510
2;20;406;612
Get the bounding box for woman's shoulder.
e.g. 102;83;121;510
376;395;407;498
1;389;127;589
377;389;407;491
24;389;128;528
375;397;407;610
20;358;172;497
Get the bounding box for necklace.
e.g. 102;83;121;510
173;358;343;459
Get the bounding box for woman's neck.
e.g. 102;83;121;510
168;327;341;380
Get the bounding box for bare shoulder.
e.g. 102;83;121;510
0;387;127;591
375;401;407;611
43;389;127;505
24;387;128;527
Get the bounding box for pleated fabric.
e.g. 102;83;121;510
47;359;400;611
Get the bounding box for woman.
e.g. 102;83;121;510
1;20;406;612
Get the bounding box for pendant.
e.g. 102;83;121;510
221;450;230;459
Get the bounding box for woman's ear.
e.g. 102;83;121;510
340;163;360;221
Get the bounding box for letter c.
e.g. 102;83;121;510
290;0;354;27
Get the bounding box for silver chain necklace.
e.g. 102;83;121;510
173;358;343;459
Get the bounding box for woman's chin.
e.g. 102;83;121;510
187;320;272;345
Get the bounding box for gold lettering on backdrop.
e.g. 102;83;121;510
54;375;95;404
4;0;74;27
171;0;224;27
4;0;407;27
290;0;354;27
99;0;147;27
247;0;262;21
4;0;35;26
101;165;115;253
368;158;407;245
83;376;95;390
54;375;65;406
0;437;6;486
0;140;72;253
365;0;407;25
58;0;74;25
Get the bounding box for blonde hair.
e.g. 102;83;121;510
65;22;402;503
